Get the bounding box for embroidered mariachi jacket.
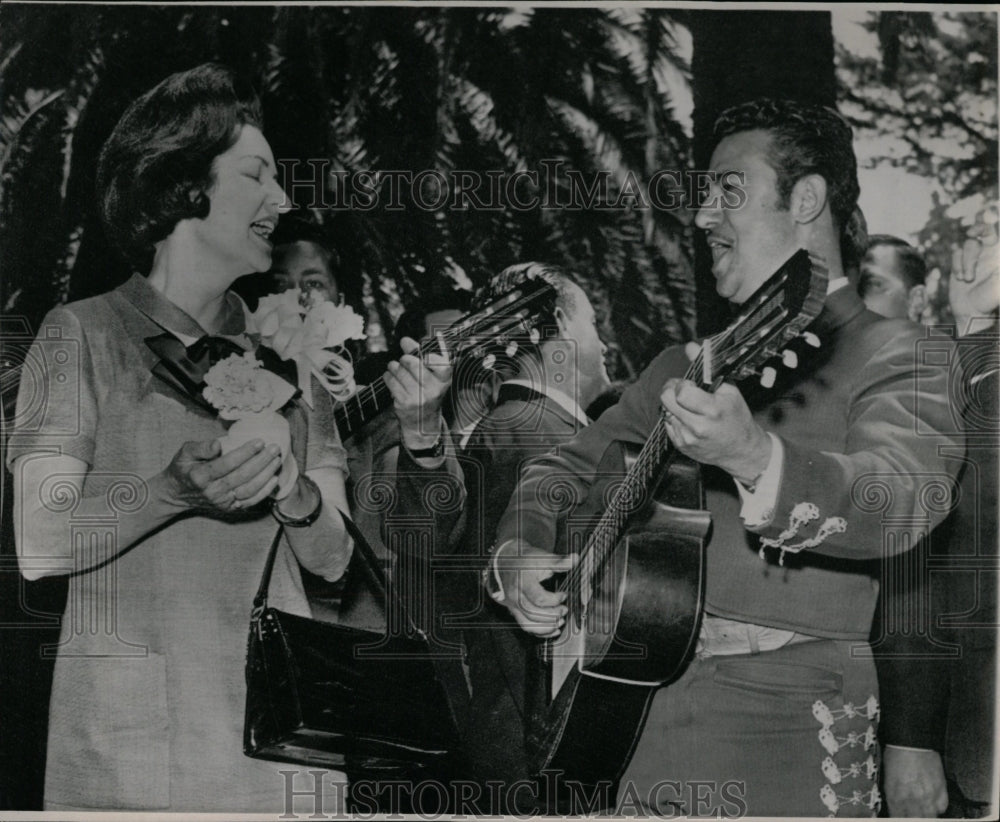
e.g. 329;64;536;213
492;287;964;641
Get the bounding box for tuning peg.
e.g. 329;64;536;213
505;341;518;358
781;349;798;369
483;354;497;370
802;332;821;348
760;366;777;389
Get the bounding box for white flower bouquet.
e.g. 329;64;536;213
202;351;300;499
251;288;367;406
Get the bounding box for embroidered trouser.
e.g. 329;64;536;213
617;639;880;818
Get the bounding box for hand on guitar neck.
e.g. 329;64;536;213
491;540;577;637
384;336;452;463
659;343;773;489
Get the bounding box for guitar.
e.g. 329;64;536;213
333;280;558;441
524;249;829;791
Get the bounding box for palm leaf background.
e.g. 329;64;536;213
2;6;994;370
0;3;696;378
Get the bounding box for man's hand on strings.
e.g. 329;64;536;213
659;374;772;488
493;541;578;638
385;335;453;450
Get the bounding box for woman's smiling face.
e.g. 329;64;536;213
190;124;288;277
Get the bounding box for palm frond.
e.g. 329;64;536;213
0;88;65;176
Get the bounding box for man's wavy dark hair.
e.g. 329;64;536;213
714;98;865;270
96;63;263;268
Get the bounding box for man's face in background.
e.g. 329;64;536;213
859;243;925;322
269;240;339;305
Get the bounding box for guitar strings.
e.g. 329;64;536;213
336;305;535;427
558;341;712;600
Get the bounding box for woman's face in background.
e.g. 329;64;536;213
190;124;287;278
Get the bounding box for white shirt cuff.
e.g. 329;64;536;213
736;433;783;528
483;539;515;603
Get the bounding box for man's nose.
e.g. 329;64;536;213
694;205;720;231
694;193;723;231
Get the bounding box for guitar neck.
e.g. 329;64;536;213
333;329;453;439
333;378;394;440
575;342;713;581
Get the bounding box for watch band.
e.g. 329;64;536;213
406;433;445;459
271;474;323;527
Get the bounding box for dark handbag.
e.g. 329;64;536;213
243;512;461;773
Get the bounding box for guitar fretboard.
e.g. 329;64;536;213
333;282;557;440
334;379;395;439
573;352;706;603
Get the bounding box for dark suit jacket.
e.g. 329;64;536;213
876;329;998;803
457;383;588;810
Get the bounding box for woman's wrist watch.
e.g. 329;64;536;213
271;474;323;527
406;433;445;459
404;417;447;459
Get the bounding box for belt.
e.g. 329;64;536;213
695;614;823;658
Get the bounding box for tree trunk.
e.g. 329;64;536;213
689;10;836;335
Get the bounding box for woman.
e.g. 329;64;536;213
6;64;352;812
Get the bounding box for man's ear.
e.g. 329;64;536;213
790;174;828;224
907;284;927;323
553;304;570;334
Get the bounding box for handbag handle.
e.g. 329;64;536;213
252;508;424;637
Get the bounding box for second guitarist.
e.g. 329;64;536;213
457;262;611;813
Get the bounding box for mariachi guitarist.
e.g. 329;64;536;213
488;99;963;817
458;262;611;813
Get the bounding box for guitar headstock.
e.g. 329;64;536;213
416;278;560;370
691;249;828;389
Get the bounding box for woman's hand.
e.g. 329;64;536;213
160;438;283;514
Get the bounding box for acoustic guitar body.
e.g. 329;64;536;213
525;440;709;793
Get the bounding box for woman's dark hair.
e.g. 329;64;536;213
96;63;263;267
